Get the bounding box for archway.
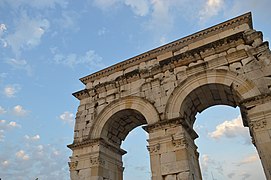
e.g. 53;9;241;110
194;105;265;179
148;70;265;180
84;96;160;180
122;126;151;180
69;13;271;179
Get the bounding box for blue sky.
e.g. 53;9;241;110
0;0;270;179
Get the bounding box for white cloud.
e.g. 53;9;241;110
3;84;21;98
5;11;50;56
59;111;74;126
0;119;21;141
124;0;150;16
146;0;173;34
0;23;7;31
0;23;7;37
200;154;224;179
0;23;8;47
53;49;104;69
0;106;6;114
237;154;259;166
8;121;21;128
55;10;80;31
0;141;70;179
199;0;225;22
16;150;30;160
12;105;28;116
208;115;250;144
1;160;9;167
6;58;33;76
25;134;40;141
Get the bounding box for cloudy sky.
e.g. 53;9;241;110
0;0;270;179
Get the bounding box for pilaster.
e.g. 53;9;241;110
242;93;271;179
68;138;126;180
144;118;202;180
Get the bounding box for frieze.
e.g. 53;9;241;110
250;119;267;130
73;33;247;101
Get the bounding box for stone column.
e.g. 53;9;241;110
144;118;202;180
243;96;271;180
68;138;126;180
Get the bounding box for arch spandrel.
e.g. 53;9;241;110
91;96;160;139
165;69;261;120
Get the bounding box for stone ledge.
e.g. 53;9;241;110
67;138;127;155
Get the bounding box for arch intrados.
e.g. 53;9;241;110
166;69;261;120
180;83;241;125
91;96;160;139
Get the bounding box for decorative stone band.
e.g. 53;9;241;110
250;119;268;130
67;138;127;155
143;117;198;140
68;161;78;171
172;138;188;148
90;157;105;167
240;92;271;106
147;143;160;153
73;32;246;100
79;12;252;85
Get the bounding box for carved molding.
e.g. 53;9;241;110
90;157;105;167
68;161;78;171
240;92;271;107
172;138;188;148
250;119;267;130
73;32;246;100
147;143;160;154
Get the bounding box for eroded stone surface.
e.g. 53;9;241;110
68;12;271;180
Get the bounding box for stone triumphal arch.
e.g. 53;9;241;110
68;13;271;179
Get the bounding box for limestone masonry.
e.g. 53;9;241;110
68;12;271;180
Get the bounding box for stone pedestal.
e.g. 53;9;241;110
145;118;202;180
68;139;126;180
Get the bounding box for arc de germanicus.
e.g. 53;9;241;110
68;13;271;180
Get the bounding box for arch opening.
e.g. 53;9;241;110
178;83;265;179
101;109;148;147
122;126;151;180
194;105;265;179
180;83;243;126
100;109;151;180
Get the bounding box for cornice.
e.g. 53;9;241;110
80;12;252;85
67;138;127;155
